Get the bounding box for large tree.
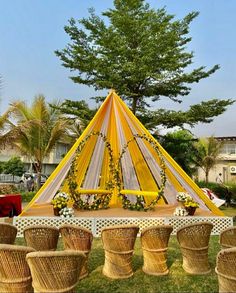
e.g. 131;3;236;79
56;0;233;128
8;95;71;189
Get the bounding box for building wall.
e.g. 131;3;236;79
197;138;236;183
0;142;70;175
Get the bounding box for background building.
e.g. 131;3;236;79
0;142;70;176
198;137;236;183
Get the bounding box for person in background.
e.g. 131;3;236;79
215;173;223;184
27;175;35;192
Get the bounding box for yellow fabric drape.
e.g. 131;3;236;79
115;96;163;205
21;90;224;216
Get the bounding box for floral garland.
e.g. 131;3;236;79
67;132;166;211
117;133;167;211
68;131;115;210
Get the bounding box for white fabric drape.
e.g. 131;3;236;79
164;160;207;210
114;98;139;203
122;109;177;204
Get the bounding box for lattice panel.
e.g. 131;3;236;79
14;217;93;237
167;217;233;235
95;217;165;237
13;216;233;237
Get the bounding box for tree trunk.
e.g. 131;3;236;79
34;162;42;191
131;97;138;114
205;170;209;184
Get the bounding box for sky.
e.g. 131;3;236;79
0;0;236;137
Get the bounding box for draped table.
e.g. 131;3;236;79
0;194;22;217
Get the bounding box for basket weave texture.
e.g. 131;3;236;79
0;223;17;244
220;227;236;249
101;225;139;279
141;225;173;275
26;250;86;293
177;222;213;275
215;247;236;293
59;224;93;279
23;225;59;251
0;244;35;293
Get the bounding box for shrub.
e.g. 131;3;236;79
0;184;17;194
19;191;36;202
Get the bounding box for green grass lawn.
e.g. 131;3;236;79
220;205;236;218
17;236;220;293
15;205;236;292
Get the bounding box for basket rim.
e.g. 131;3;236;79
26;250;86;259
176;221;214;234
59;224;92;235
0;243;35;252
23;225;59;232
101;224;139;232
141;225;173;235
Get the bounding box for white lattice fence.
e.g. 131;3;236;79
14;217;93;237
166;217;233;235
95;217;166;237
13;216;233;237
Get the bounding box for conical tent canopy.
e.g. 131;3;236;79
21;90;223;216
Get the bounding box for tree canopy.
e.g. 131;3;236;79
160;130;198;177
50;99;97;137
3;156;24;178
56;0;234;129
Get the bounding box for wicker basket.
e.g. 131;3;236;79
215;247;236;293
0;223;17;244
59;224;93;279
26;250;86;293
141;225;173;275
23;225;59;251
0;244;35;293
177;222;213;274
220;227;236;249
101;225;139;279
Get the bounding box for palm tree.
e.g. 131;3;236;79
194;136;223;183
9;95;71;189
0;110;17;149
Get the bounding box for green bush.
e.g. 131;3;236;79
227;184;236;201
19;191;36;202
0;184;17;194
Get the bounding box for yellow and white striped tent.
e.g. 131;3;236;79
21;90;223;216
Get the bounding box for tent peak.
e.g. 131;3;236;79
109;88;117;94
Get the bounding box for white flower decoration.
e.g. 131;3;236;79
59;207;74;218
173;207;189;216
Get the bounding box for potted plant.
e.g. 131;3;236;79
51;192;69;216
184;197;200;216
176;192;191;207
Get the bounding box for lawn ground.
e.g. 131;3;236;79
17;235;220;293
14;205;235;292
